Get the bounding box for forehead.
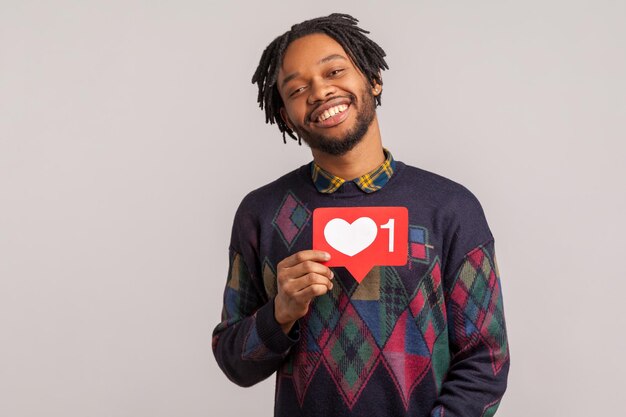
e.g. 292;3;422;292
278;33;353;80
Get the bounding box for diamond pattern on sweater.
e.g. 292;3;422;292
322;302;381;409
351;266;381;301
352;266;409;349
450;244;508;374
286;280;350;404
482;398;502;417
380;258;450;409
272;191;311;249
409;258;446;354
382;308;431;409
306;279;350;351
262;257;277;300
291;347;323;406
218;250;257;329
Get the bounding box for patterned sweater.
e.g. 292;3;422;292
212;158;510;417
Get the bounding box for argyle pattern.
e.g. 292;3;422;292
212;249;268;362
284;275;349;404
262;257;277;299
482;399;502;417
406;258;449;392
449;241;508;375
323;302;381;408
214;240;508;414
215;249;258;332
212;158;510;417
279;258;455;411
352;266;409;348
272;191;311;249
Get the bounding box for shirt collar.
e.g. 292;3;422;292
310;148;396;194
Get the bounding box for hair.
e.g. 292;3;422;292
251;13;389;144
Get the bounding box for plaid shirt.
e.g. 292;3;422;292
310;148;396;193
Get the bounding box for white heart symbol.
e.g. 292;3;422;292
323;217;378;257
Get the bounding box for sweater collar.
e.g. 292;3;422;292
310;148;396;194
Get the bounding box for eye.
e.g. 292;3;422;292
329;68;345;77
290;87;305;97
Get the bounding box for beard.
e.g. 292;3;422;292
292;85;377;156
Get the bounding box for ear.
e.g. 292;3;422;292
371;76;382;96
279;107;294;131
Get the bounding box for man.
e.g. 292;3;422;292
212;13;509;417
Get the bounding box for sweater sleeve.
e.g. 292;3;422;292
211;195;300;387
431;191;510;417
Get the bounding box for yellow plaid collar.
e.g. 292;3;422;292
310;148;396;194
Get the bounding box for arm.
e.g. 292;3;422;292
211;196;334;387
430;187;510;417
212;247;335;387
212;246;300;387
431;239;510;417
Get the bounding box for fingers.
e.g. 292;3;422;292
274;250;335;324
277;250;333;286
285;272;333;294
277;252;334;294
278;250;330;269
287;260;334;281
295;283;330;301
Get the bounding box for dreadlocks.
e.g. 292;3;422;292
251;13;389;144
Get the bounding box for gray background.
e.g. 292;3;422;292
1;0;625;416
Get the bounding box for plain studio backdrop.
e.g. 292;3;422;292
1;1;624;416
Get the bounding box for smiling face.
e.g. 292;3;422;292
277;33;381;156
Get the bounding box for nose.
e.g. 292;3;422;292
307;76;336;104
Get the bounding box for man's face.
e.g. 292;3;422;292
277;33;381;156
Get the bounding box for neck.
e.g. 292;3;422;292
311;116;385;181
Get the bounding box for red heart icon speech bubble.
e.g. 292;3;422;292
312;206;408;282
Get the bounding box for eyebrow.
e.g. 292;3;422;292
280;54;348;87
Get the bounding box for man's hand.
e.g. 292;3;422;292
274;250;334;334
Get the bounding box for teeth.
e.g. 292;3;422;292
317;104;348;122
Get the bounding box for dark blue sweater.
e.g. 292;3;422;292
212;159;509;417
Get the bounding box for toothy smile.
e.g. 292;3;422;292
317;104;349;122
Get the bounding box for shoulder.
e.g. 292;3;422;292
397;162;485;213
234;164;309;219
398;161;493;241
228;164;309;252
396;162;495;276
